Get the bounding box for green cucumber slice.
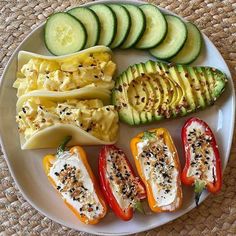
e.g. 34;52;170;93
44;12;86;56
135;4;167;49
68;7;100;48
89;4;116;46
120;4;146;49
149;15;187;59
170;22;202;64
109;4;131;48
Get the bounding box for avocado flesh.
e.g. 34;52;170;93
136;63;156;122
144;61;164;120
205;68;227;101
112;61;227;125
158;62;181;117
112;73;134;125
168;66;188;116
146;61;173;118
187;67;206;108
195;67;212;105
122;72;141;125
176;65;197;112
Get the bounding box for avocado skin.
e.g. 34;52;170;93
112;60;227;125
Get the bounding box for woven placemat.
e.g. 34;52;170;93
0;0;235;235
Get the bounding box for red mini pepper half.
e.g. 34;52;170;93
99;145;146;221
181;117;222;206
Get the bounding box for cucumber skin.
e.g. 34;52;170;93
170;22;203;65
135;4;168;50
120;4;146;49
149;14;187;60
105;4;118;47
184;23;203;65
108;4;131;48
89;4;117;47
44;12;87;56
68;7;101;46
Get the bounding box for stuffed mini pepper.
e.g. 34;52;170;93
130;128;182;212
99;145;146;221
43;136;107;224
181;117;222;206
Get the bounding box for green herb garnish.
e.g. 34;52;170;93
142;131;156;141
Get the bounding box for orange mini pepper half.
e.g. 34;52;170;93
130;128;182;213
43;136;107;224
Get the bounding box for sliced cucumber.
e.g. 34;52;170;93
89;4;116;46
68;7;100;48
170;22;202;64
120;4;146;49
135;4;167;49
44;13;86;56
150;15;187;60
109;4;131;48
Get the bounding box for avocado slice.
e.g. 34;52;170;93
194;67;212;106
204;67;227;101
112;60;227;125
159;62;182;117
144;61;164;120
112;72;134;125
149;61;173;118
168;66;188;116
176;65;197;112
122;71;141;125
186;66;206;109
136;63;156;123
126;65;148;124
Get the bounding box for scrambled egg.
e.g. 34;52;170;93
13;52;116;97
16;97;119;142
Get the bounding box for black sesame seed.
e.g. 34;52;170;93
57;186;61;190
54;172;59;176
86;127;92;132
162;173;169;178
22;107;26;113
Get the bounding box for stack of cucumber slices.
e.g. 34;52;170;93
44;3;202;64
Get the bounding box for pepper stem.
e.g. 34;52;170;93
194;180;206;207
56;136;72;157
134;201;145;214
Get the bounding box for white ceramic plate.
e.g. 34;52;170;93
0;0;235;235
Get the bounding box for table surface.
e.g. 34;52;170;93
0;0;235;235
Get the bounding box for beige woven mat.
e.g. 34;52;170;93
0;0;235;235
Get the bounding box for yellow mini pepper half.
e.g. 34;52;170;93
43;136;107;224
130;128;183;213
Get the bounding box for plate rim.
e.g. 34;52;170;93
0;0;235;235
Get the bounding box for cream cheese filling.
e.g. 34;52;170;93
48;151;103;221
186;121;217;183
137;138;178;207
